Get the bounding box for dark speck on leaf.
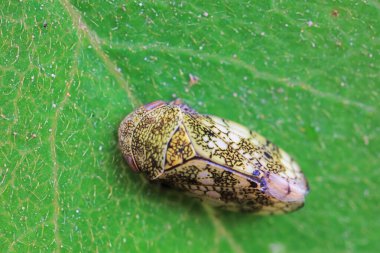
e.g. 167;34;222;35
331;9;339;17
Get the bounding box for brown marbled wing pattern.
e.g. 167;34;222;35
164;124;196;170
182;112;269;177
180;112;307;211
119;100;307;213
131;105;181;180
185;112;306;181
160;159;299;213
207;115;309;201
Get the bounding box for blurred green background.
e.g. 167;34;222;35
1;1;379;252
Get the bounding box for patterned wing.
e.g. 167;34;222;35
160;159;303;214
208;115;309;203
182;112;308;207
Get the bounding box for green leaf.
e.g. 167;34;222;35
1;1;379;252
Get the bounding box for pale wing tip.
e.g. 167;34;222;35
266;173;309;203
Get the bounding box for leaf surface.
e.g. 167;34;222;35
1;1;379;252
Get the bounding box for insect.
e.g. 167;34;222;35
118;99;309;214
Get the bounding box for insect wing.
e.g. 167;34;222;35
182;112;308;209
